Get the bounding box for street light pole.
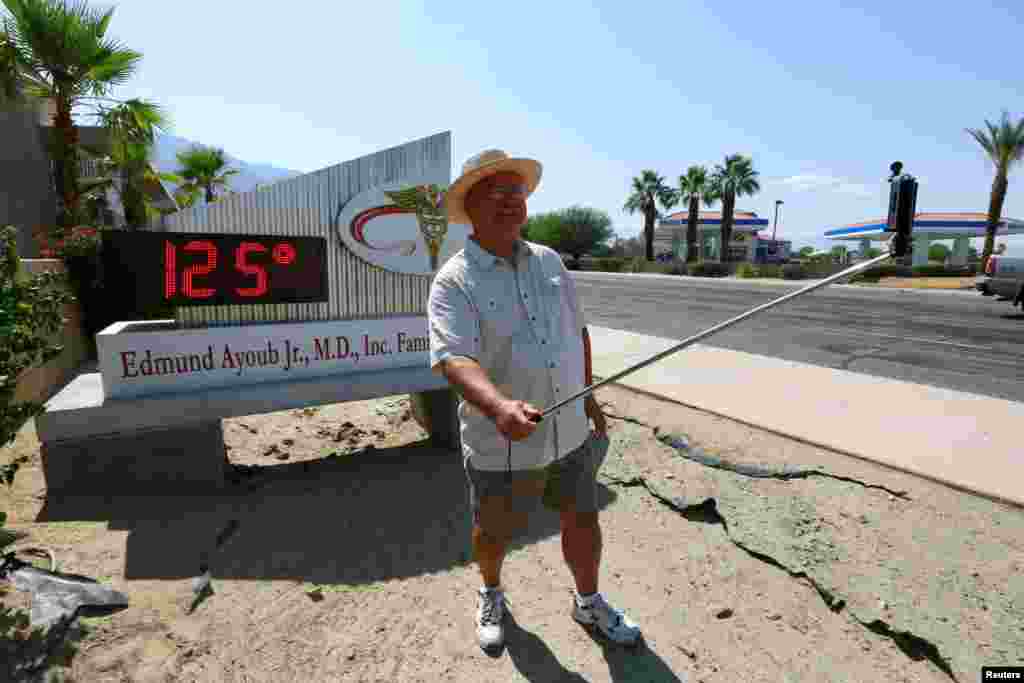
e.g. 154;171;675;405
772;199;784;242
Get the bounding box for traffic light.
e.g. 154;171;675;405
886;166;918;259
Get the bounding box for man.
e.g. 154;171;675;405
428;149;642;654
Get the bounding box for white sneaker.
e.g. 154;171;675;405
476;586;507;653
572;592;642;647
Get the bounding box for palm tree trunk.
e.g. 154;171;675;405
644;207;655;261
720;193;734;263
123;168;147;228
980;172;1007;273
53;89;81;229
686;196;699;264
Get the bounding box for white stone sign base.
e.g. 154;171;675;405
36;363;460;496
97;316;434;400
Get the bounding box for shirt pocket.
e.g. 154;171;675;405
544;275;567;349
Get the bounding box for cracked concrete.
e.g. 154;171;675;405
594;386;1024;682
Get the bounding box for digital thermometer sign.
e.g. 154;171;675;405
102;230;329;308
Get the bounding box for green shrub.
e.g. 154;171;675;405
687;262;730;277
47;228;176;357
622;257;676;274
799;263;846;278
910;264;977;277
782;264;807;280
1;226;76;478
757;264;782;278
735;263;758;279
594;257;625;272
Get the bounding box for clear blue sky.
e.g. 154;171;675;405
106;0;1022;253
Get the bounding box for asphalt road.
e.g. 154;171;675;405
572;272;1024;403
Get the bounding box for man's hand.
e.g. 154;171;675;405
494;399;543;441
585;394;607;435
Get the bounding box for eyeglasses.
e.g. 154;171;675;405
484;184;529;201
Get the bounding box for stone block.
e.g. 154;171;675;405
41;420;226;495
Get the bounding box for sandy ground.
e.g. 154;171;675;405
1;383;1022;682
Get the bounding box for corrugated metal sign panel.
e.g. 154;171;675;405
165;131;451;329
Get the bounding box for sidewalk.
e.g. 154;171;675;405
587;326;1024;508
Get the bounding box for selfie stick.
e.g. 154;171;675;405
530;165;919;424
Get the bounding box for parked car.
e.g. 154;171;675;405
975;256;1024;310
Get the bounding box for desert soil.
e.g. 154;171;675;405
2;381;1022;683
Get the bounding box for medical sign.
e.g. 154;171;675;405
337;181;471;275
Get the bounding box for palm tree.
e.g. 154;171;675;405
0;23;21;101
175;145;238;205
1;0;156;228
676;165;718;263
966;111;1024;273
624;170;675;261
709;155;760;263
174;185;201;209
96;99;177;227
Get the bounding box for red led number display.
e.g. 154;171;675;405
163;240;303;300
104;231;328;308
233;242;268;297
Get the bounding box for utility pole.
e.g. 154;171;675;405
772;199;784;242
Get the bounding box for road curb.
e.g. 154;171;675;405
573;271;980;296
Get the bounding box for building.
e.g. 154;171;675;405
824;213;1024;266
1;96;177;257
655;210;791;263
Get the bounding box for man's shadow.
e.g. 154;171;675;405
503;610;687;683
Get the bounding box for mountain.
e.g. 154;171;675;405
151;134;303;195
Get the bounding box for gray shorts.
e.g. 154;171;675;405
464;432;609;532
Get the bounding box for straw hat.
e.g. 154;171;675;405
444;149;542;225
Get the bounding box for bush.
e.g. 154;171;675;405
850;263;976;282
757;264;782;278
592;257;626;272
911;264;977;277
38;227;176;357
798;263;848;278
782;264;807;280
1;226;76;476
687;262;730;277
621;257;675;274
735;263;758;279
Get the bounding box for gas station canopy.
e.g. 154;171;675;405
825;213;1024;265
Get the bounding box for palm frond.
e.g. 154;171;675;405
154;171;182;184
966;127;995;159
3;0;140;102
968;111;1024;172
86;47;141;92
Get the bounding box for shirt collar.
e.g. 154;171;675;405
466;236;529;270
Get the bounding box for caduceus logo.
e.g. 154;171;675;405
348;184;449;271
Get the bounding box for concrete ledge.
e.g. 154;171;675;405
38;364;451;443
41;420;227;495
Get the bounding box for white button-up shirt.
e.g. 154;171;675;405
428;237;590;471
